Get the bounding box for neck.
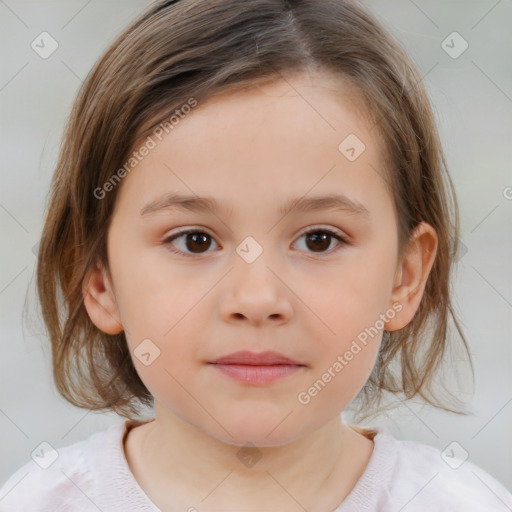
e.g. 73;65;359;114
125;406;374;512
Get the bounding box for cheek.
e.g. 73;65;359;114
112;245;207;335
297;241;395;384
111;266;209;400
304;256;395;343
131;355;199;424
295;322;382;420
297;283;384;416
126;299;204;409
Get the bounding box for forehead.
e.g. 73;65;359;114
188;69;377;141
114;70;391;221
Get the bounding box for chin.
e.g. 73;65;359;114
204;414;307;448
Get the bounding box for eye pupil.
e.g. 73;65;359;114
306;232;331;252
169;228;342;257
186;232;211;253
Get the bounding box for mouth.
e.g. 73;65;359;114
207;350;307;386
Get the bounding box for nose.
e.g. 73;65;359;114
219;256;293;327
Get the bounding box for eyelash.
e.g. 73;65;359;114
162;226;348;258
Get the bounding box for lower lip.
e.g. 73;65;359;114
209;364;304;385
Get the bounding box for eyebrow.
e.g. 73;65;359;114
140;192;370;219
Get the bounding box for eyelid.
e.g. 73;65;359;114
162;226;219;258
164;225;347;243
168;226;214;237
162;224;350;258
297;224;348;240
293;225;349;255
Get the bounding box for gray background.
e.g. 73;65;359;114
1;0;511;498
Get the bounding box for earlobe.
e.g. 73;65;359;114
82;260;124;335
385;222;438;331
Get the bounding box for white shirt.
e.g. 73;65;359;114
1;420;511;511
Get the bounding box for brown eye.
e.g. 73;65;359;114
163;226;347;258
164;230;219;256
306;232;331;252
294;228;347;254
183;232;212;253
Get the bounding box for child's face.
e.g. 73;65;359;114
99;71;404;445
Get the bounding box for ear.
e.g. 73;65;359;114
82;260;124;334
384;222;438;331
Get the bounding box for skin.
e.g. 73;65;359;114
83;69;437;512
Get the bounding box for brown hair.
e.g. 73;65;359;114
34;0;474;421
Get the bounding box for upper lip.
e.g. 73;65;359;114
209;350;305;366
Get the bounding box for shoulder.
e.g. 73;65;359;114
387;430;512;511
0;422;126;512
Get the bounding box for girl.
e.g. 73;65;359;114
1;0;511;510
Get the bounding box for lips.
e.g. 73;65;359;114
208;350;306;385
209;350;305;366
